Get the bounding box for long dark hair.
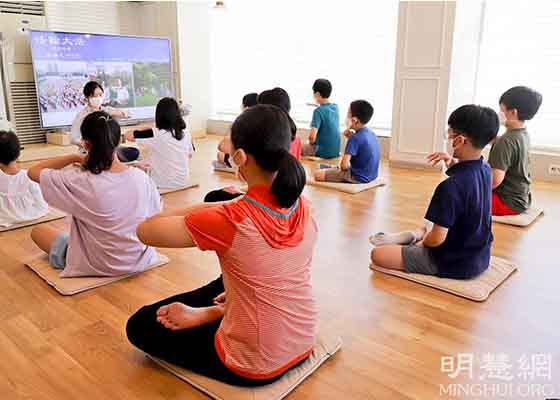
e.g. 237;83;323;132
231;104;306;208
155;97;186;140
80;111;121;174
258;87;297;141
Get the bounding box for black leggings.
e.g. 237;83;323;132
116;146;140;163
126;276;285;387
204;190;243;203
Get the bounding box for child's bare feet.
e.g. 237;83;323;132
156;303;224;331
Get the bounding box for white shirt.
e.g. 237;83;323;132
70;105;113;145
137;127;193;190
0;169;49;227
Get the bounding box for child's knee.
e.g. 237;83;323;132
314;170;325;181
30;226;42;244
370;247;379;264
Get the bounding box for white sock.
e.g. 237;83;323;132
369;230;419;246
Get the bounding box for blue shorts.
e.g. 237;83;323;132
49;233;69;270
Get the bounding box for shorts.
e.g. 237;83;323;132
117;146;140;163
49;233;69;270
491;192;518;216
301;144;318;157
401;244;438;275
323;168;359;184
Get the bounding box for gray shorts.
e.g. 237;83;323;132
301;144;318;157
49;233;69;270
323;168;359;183
401;245;438;275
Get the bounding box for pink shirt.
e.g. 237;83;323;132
40;165;161;277
290;136;302;161
185;185;318;380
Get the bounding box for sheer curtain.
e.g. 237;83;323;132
211;0;399;131
475;0;560;149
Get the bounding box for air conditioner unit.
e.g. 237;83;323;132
0;2;49;144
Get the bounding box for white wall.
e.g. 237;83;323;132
119;1;180;97
176;1;212;138
45;1;121;34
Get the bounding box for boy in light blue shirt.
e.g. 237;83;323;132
302;79;341;159
315;100;380;184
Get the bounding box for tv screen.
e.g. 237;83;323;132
30;30;173;128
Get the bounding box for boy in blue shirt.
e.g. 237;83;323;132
302;79;340;159
314;100;380;184
370;105;499;280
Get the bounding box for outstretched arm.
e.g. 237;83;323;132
28;154;84;183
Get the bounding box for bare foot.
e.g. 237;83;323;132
156;302;223;331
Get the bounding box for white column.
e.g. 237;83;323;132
389;1;456;169
176;1;212;138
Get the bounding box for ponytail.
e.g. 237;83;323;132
172;115;186;141
81;111;120;174
231;104;306;208
271;149;306;208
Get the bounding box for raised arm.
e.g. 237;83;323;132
28;154;84;183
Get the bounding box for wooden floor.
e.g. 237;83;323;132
2;137;559;399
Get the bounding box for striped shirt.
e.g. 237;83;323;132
184;184;318;379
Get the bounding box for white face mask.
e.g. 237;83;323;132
89;96;103;108
229;150;247;183
498;111;507;126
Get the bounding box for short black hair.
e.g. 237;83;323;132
448;104;499;149
312;79;332;98
499;86;542;121
0;130;20;164
242;93;258;108
349;100;374;125
83;81;104;98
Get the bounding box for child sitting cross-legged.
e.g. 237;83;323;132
370;105;499;280
28;111;161;277
126;104;318;386
314;100;380;184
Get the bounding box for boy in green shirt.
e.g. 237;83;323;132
489;86;542;215
302;79;341;159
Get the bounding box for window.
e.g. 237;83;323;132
475;0;560;149
211;0;399;131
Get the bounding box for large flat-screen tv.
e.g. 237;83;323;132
30;30;173;128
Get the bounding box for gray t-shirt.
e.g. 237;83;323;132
488;128;531;213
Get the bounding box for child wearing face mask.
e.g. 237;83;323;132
70;81;139;162
487;86;542;216
314;100;380;184
369;105;499;280
126;105;317;386
213;93;258;170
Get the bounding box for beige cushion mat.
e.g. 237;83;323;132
159;182;199;195
147;332;342;400
492;207;544;227
18;144;79;162
302;155;340;162
308;177;387;194
0;208;66;232
25;253;170;295
213;165;235;174
370;256;517;302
